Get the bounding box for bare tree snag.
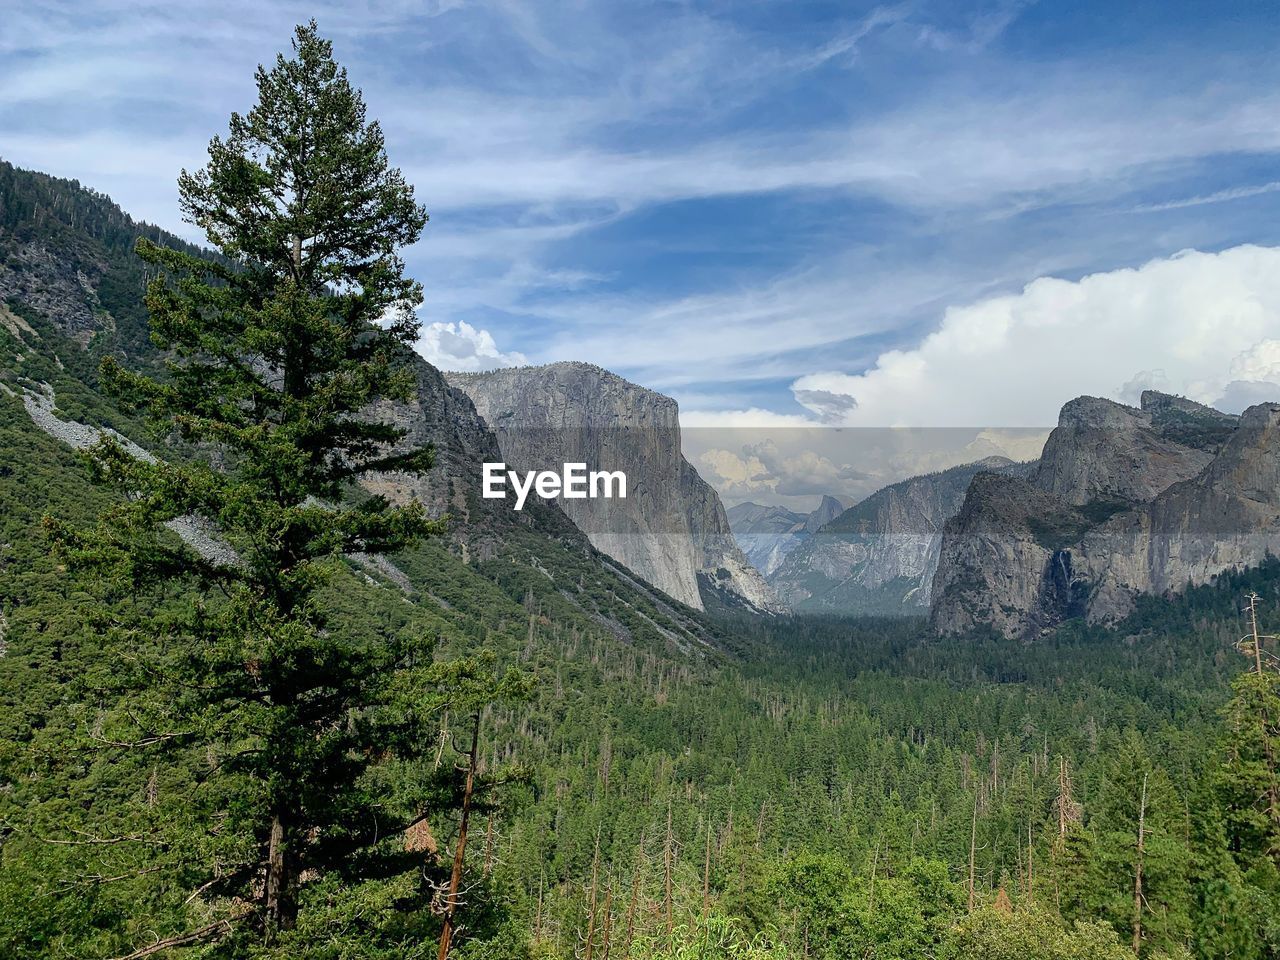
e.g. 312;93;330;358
968;791;979;913
437;713;481;960
584;831;601;960
1133;773;1148;956
600;881;614;960
664;799;675;942
624;833;643;956
702;819;712;917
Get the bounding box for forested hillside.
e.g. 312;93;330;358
4;24;1280;960
7;336;1280;957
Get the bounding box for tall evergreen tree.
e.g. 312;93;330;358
1214;595;1280;870
44;21;474;951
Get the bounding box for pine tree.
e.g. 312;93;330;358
42;21;490;952
1215;594;1280;868
1084;736;1193;957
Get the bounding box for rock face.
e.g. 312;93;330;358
726;498;850;578
1034;395;1218;507
768;457;1028;615
448;362;783;613
929;473;1087;637
1078;401;1280;622
364;354;586;561
0;238;103;345
804;495;848;533
929;391;1278;638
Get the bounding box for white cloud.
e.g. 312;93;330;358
697;439;869;502
791;245;1280;428
417;320;527;372
1132;181;1280;213
1211;339;1280;412
697;448;774;499
680;408;823;429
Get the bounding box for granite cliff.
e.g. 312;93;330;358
447;363;783;613
767;456;1030;615
929;391;1276;637
726;495;849;578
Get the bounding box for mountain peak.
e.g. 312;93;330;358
447;363;782;613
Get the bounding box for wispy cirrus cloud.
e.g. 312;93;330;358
6;0;1280;439
1132;181;1280;213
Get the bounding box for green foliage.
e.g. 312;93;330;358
945;908;1134;960
627;915;790;959
21;19;509;954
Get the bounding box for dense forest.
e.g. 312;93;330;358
3;22;1280;960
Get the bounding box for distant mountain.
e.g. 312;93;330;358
726;502;806;533
930;391;1280;637
768;456;1030;615
448;363;785;614
804;494;848;533
726;497;850;577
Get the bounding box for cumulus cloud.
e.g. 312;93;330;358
697;448;774;500
963;428;1050;464
680;409;822;429
791;388;859;423
417;320;527;372
697;438;870;503
791;245;1280;428
1212;339;1280;412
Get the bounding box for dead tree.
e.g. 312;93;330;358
968;791;979;913
664;799;675;941
582;832;601;960
1054;756;1082;840
600;881;614;960
702;819;713;916
437;713;481;960
1241;593;1280;826
624;832;644;955
1132;773;1148;957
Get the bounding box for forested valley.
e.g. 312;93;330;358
3;23;1280;960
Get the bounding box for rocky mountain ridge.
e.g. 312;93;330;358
447;363;784;613
930;391;1278;637
725;495;850;578
766;456;1032;615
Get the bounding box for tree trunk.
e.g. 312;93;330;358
584;833;600;960
968;791;979;913
868;838;879;916
624;836;643;956
264;812;295;936
1133;773;1147;956
1246;594;1280;826
438;714;481;960
1026;816;1034;902
600;884;614;960
663;800;674;942
702;819;712;916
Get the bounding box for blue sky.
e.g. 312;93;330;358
5;0;1280;441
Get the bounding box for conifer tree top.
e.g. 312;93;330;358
179;20;427;335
